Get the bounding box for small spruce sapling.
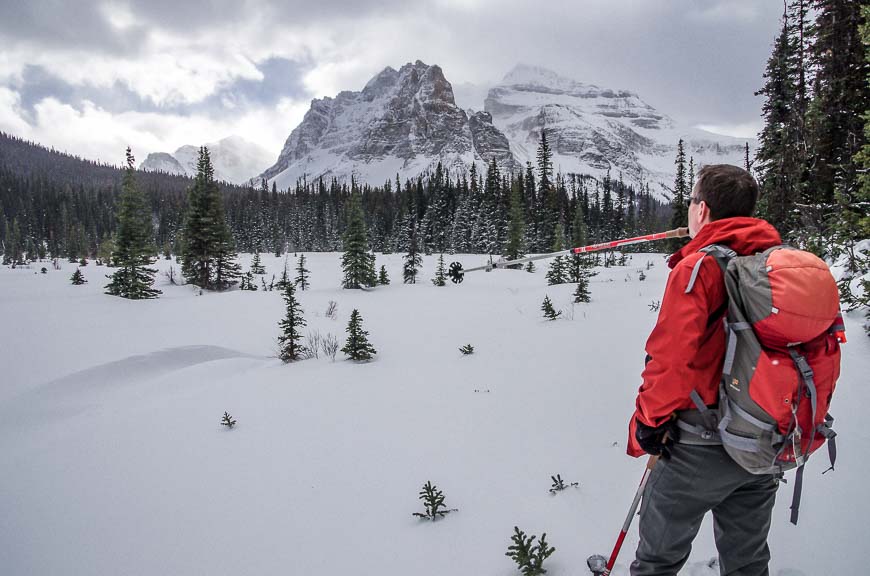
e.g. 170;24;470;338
276;255;291;290
506;527;555;576
649;300;661;312
221;412;236;428
70;268;87;285
378;264;390;285
459;344;474;355
295;253;310;290
573;277;591;303
412;481;458;521
250;251;266;274
525;261;535;273
541;295;561;320
240;270;257;290
341;309;377;361
548;474;579;494
638;270;647;281
432;254;447;286
278;282;307;362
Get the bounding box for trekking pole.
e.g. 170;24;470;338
588;427;672;576
598;454;659;575
447;227;689;283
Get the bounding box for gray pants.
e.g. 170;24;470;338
630;443;778;576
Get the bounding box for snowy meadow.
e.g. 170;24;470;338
1;253;867;575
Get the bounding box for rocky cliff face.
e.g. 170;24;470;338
485;65;750;196
259;61;517;190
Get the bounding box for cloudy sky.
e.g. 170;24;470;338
0;0;783;167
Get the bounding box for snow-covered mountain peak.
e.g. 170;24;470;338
486;64;749;195
140;135;273;185
258;60;515;189
502;64;583;91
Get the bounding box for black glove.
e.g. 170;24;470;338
635;418;680;459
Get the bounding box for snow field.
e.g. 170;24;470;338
0;252;866;575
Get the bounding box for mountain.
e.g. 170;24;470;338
140;135;273;185
486;64;750;195
261;62;751;197
259;61;517;190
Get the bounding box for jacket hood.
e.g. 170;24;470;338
668;217;782;269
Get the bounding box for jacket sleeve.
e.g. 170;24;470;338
627;254;719;457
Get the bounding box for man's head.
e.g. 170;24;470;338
688;164;759;237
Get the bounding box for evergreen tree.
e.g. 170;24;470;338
276;255;291;290
3;217;22;266
213;223;242;290
341;309;377;361
181;147;240;290
240;270;257;290
412;481;457;521
341;192;376;289
105;148;161;299
668;139;689;252
506;527;555;576
808;0;868;262
221;412;237;428
601;172;614;240
541;295;561;320
536;129;554;197
505;177;526;267
403;216;422;284
70;268;86;285
295;253;310;290
545;224;568;285
278;281;307;362
573;275;591;303
432;253;447;286
378;264;390;285
250;251;266;274
755;5;803;236
567;198;587;283
807;0;868;232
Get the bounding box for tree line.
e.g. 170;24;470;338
0;129;673;270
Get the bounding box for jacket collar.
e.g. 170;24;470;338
668;217;782;269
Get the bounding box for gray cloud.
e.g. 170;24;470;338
12;57;311;117
0;0;787;163
0;1;148;55
212;57;313;109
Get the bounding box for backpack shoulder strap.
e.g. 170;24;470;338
685;244;737;294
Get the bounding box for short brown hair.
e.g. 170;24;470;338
694;164;758;220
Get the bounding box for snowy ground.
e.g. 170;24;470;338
0;252;866;575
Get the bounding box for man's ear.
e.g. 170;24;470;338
698;200;712;225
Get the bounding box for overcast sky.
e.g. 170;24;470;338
0;0;784;167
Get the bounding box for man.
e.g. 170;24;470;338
628;164;782;576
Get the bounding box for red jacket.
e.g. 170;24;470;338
627;217;782;457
